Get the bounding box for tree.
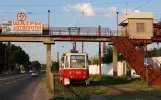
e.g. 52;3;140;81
102;46;113;64
51;61;59;72
147;47;161;57
102;46;121;64
31;61;41;71
0;42;5;72
92;58;99;65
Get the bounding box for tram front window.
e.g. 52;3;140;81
70;55;85;68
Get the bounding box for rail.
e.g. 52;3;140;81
0;30;123;36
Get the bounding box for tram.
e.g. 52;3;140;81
59;52;89;85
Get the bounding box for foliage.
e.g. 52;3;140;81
50;75;153;100
31;61;41;71
41;64;46;70
51;61;59;72
147;47;161;57
102;46;113;64
42;76;53;94
0;42;30;73
92;58;99;65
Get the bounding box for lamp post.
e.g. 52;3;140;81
116;12;119;36
48;10;50;35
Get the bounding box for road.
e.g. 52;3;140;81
0;73;45;100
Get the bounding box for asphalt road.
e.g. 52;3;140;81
0;73;44;100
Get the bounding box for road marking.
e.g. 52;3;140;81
5;82;10;85
0;74;27;81
33;82;41;100
13;80;16;82
18;76;29;81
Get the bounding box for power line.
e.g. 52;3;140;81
121;0;154;22
75;1;93;27
130;0;154;14
92;0;147;6
0;15;4;21
0;11;116;14
0;0;148;7
75;12;84;27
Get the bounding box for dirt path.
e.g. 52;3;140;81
89;88;153;100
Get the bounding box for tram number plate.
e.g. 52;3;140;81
76;71;81;74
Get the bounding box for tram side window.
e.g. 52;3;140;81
86;55;89;69
61;62;64;68
65;56;69;68
61;56;64;68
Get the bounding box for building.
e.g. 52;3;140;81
119;12;158;39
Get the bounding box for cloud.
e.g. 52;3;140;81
63;6;71;12
63;3;117;17
121;8;133;15
63;3;95;16
94;7;117;17
104;7;117;17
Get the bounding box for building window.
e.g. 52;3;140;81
136;23;145;33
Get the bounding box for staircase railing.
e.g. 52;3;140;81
126;33;161;71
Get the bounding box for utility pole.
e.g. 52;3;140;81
102;42;106;56
98;25;101;76
82;41;84;53
48;10;50;35
4;47;7;72
116;12;119;36
56;52;59;62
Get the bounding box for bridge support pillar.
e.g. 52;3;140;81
126;63;131;80
46;44;51;79
113;46;118;76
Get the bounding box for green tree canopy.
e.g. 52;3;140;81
31;61;41;71
0;43;30;73
102;46;113;64
51;61;59;72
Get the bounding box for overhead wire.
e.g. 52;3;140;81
0;16;4;21
75;1;93;27
128;0;154;15
120;0;154;23
92;0;147;6
0;0;148;7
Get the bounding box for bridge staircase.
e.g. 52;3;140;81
110;36;161;86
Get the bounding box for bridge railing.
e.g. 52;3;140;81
0;30;124;36
50;30;123;36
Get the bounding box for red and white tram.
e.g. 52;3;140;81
59;52;89;85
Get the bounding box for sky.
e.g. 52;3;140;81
0;0;161;63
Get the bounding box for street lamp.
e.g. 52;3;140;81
116;12;119;36
48;10;50;35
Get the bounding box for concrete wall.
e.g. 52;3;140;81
128;18;153;39
89;61;138;77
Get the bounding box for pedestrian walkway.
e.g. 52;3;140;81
35;81;52;100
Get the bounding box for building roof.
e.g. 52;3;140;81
119;12;158;26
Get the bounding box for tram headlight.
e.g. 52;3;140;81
83;76;86;78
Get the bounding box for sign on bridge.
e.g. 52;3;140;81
2;21;43;34
2;12;43;34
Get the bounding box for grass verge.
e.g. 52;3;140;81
49;75;160;100
42;76;53;95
